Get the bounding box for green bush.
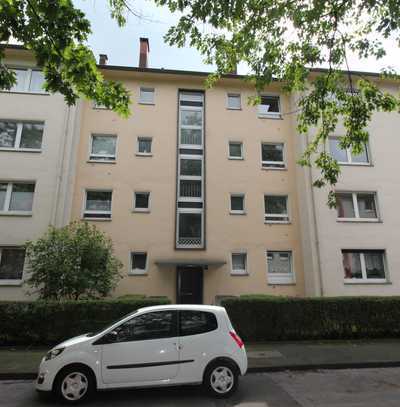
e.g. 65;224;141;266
0;297;170;345
221;296;400;341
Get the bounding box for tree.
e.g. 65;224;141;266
1;1;400;204
26;222;123;300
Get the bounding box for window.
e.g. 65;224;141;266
4;68;46;93
109;311;177;343
261;143;285;168
264;195;289;223
329;137;369;164
231;252;247;275
137;137;152;155
0;121;44;151
0;182;35;213
134;192;150;212
178;212;202;246
267;251;295;284
90;134;116;161
130;252;148;275
336;192;378;220
0;248;25;282
228;142;243;159
92;101;109;110
227;93;241;110
139;87;155;104
342;250;386;282
258;95;281;117
230;194;245;214
180;158;202;176
84;190;112;219
179;311;218;336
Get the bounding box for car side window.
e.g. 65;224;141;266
179;311;218;337
110;311;178;343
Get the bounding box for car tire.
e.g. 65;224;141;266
53;365;95;404
203;360;239;398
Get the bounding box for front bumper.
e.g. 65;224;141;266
35;358;57;392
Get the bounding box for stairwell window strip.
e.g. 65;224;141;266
0;120;44;151
336;192;378;221
83;190;112;219
3;68;46;93
342;250;387;283
0;247;26;284
89;134;117;161
0;182;35;215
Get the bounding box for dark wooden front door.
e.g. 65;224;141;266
177;266;203;304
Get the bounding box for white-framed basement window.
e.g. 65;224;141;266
0;120;44;151
329;137;370;165
89;134;117;162
336;192;378;221
83;190;112;219
0;247;26;285
0;182;35;215
264;195;289;223
342;250;387;283
267;251;295;284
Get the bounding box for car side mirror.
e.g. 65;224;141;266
105;330;119;343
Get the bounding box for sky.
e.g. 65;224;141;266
74;0;400;74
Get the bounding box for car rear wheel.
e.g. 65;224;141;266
204;360;239;398
53;365;95;404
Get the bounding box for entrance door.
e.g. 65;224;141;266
177;266;203;304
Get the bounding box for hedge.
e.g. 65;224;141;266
221;295;400;341
0;297;170;345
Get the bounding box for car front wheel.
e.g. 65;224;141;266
204;361;239;398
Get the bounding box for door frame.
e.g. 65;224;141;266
176;266;204;304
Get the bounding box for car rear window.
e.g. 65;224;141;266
179;310;218;336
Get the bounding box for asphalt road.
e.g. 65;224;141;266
2;368;400;407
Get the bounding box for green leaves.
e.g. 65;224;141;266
25;222;123;301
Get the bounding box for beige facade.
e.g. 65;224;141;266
0;47;81;300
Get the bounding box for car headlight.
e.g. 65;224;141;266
44;347;65;361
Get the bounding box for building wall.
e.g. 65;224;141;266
0;49;81;300
303;79;400;296
70;70;305;304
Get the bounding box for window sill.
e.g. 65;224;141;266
128;271;148;276
227;107;242;111
0;90;49;96
0;280;23;286
268;281;296;286
261;166;287;171
265;220;291;224
337;218;382;223
344;280;390;285
87;160;116;164
138;102;155;106
230;272;249;276
0;148;41;153
258;114;283;120
82;217;112;221
135;153;153;157
0;211;32;217
228;156;244;161
133;209;150;213
338;162;372;167
230;211;246;215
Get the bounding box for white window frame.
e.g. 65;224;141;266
230;193;245;215
230;252;248;275
329;136;370;165
257;94;281;118
0;120;44;152
336;191;379;222
179;105;203;149
136;136;153;156
89;134;117;162
92;101;109;110
266;250;295;285
264;195;290;223
228;141;243;160
0;247;26;286
176;208;204;249
129;251;148;275
178;154;203;202
139;87;155;105
3;68;47;94
261;142;286;169
342;250;387;284
133;191;151;212
227;93;242;110
0;182;35;215
83;189;112;220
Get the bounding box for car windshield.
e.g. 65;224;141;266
86;310;139;337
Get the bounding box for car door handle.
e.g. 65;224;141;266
173;342;183;351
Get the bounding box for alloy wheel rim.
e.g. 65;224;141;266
210;366;234;394
61;372;88;401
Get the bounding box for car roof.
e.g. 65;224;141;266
137;304;226;313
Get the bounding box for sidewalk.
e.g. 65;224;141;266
1;339;400;379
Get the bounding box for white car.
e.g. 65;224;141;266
36;304;247;403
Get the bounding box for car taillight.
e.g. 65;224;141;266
229;331;244;348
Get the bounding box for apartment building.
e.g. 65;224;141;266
0;46;81;300
1;41;399;303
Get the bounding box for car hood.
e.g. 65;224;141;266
55;333;91;349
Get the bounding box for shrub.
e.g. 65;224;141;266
0;297;170;345
221;295;400;341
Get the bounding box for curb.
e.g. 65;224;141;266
2;361;400;380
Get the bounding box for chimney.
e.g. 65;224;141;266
99;54;108;65
139;37;150;68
